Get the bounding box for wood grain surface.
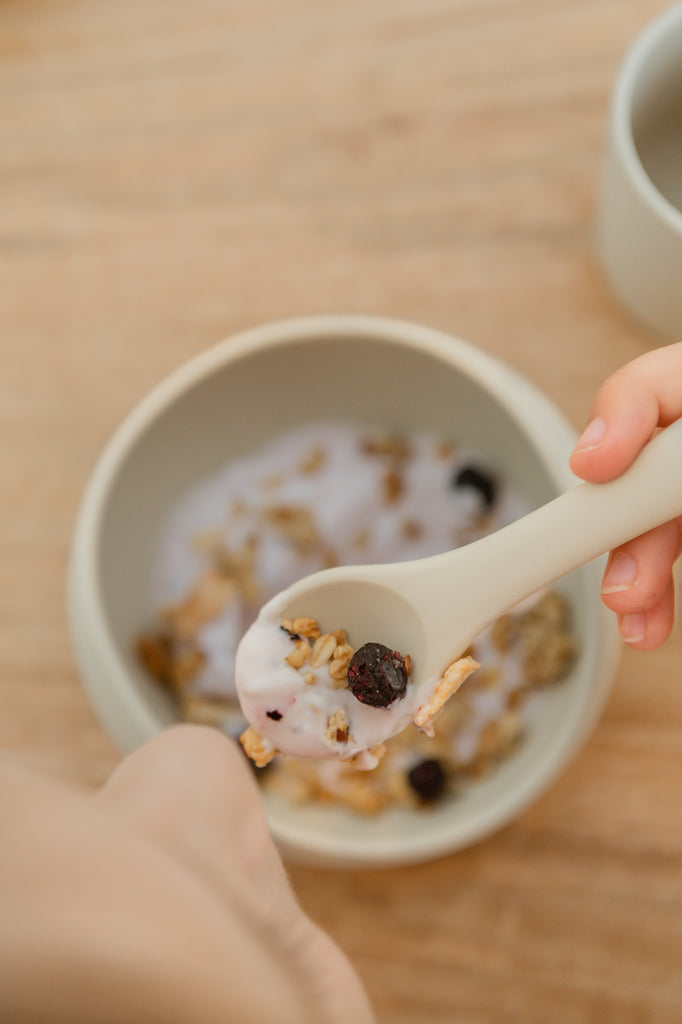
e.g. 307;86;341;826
1;1;681;1021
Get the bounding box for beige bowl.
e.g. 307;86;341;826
68;315;621;867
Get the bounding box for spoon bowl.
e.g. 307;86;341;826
285;573;429;671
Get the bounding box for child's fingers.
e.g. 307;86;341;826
98;724;292;896
570;342;682;484
569;344;682;652
569;369;658;483
98;726;376;1024
617;574;676;650
600;520;682;615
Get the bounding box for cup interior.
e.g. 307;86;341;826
627;7;682;216
78;320;617;865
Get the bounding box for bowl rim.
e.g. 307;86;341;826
68;314;621;866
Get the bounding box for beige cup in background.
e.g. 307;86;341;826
598;2;682;339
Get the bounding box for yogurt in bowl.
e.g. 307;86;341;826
68;315;621;867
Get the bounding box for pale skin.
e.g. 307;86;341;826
1;345;679;1021
570;342;682;649
0;726;375;1024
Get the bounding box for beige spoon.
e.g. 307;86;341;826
237;419;682;756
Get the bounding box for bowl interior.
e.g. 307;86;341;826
92;327;612;864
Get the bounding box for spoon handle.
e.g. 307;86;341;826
415;418;682;643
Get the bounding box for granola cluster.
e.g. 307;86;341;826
137;555;253;726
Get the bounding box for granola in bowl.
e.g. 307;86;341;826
136;421;576;814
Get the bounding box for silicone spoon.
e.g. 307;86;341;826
237;419;682;754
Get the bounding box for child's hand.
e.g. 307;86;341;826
570;343;682;649
0;727;375;1024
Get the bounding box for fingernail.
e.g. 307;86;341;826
573;417;607;453
602;552;638;593
620;612;646;644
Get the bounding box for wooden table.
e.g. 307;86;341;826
2;1;681;1020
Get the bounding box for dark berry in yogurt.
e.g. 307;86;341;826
407;758;447;803
347;642;409;708
452;464;498;510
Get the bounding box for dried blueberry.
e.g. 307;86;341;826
452;464;498;510
266;709;282;721
347;642;409;708
407;759;447;803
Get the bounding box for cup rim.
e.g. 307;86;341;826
611;1;682;233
